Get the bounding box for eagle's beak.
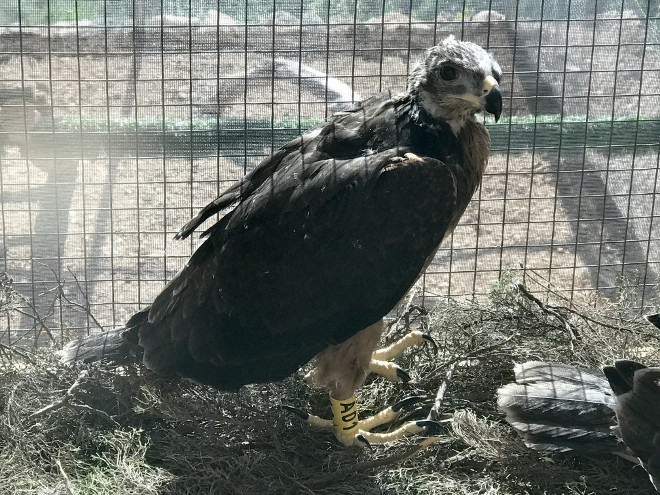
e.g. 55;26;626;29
483;76;502;122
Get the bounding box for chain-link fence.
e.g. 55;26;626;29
1;0;659;346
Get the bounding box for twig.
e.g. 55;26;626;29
14;304;56;345
428;363;456;421
558;304;657;336
519;269;659;337
68;403;120;425
385;284;423;338
10;262;104;347
29;370;119;426
302;437;451;489
514;283;579;346
525;268;627;324
56;459;78;495
30;371;88;418
62;268;105;332
287;477;316;495
439;447;476;468
0;341;35;362
262;420;286;459
6;383;20;428
436;334;515;370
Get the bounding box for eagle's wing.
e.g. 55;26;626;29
174;133;307;240
175;92;394;240
140;144;470;388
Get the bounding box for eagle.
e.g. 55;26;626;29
61;36;503;446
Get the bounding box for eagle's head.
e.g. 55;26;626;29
408;36;502;134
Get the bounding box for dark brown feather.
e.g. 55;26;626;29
605;361;660;492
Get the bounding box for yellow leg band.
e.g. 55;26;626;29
330;395;359;435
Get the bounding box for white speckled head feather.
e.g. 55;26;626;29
408;36;502;133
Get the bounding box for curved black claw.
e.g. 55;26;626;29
421;333;439;355
356;434;371;448
391;395;426;413
282;405;310;421
415;419;445;436
395;367;413;384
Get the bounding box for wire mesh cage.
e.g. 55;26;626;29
0;0;659;346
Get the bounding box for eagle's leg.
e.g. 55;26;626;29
302;320;440;447
370;330;437;383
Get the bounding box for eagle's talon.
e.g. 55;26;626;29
282;405;310;421
421;333;439;355
396;367;413;384
356;433;371;448
301;393;447;447
415;419;445;436
391;395;426;413
372;330;434;361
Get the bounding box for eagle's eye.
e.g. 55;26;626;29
439;65;457;81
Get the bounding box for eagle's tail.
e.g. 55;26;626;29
58;309;146;365
496;361;623;454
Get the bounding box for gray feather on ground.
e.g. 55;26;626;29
497;361;621;454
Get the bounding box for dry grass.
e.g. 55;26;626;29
0;269;659;494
